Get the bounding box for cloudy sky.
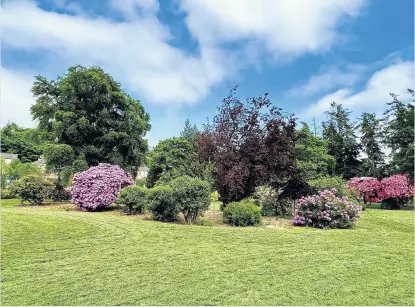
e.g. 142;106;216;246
1;0;414;146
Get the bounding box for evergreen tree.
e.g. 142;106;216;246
322;102;361;179
383;90;414;178
180;119;199;143
358;113;385;178
295;123;336;180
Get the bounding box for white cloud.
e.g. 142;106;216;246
1;0;229;106
287;64;366;97
1;0;368;108
180;0;367;55
301;61;414;120
0;68;37;128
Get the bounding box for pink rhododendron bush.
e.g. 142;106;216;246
293;189;362;229
71;163;134;211
347;177;382;204
380;174;414;209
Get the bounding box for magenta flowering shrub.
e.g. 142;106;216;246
347;177;382;204
379;174;414;209
71;163;134;211
293;189;362;229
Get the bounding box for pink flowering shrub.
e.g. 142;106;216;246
71;163;134;211
347;177;382;205
379;174;414;209
293;189;362;229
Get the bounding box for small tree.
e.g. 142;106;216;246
116;186;147;215
43;144;74;184
170;176;211;224
197;86;297;204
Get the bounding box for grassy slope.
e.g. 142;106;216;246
1;199;414;306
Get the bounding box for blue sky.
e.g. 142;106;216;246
1;0;414;147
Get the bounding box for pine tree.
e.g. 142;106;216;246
322;102;361;179
358;113;385;178
383;90;414;178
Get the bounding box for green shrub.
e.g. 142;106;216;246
308;176;356;200
223;201;262;226
117;186;147;215
253;186;292;217
147;186;178;222
171;176;211;224
51;184;71;202
0;188;17;199
135;178;147;188
209;191;219;202
9;175;54;205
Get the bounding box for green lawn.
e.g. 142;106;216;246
1;199;414;306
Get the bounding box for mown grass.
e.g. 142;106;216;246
1;199;414;306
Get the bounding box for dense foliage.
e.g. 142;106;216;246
223;201;262;226
197;87;296;204
308;176;349;197
170;176;211;224
322;102;361;179
293;190;362;229
0;123;53;162
9;175;54;205
43;144;74;184
31;65;151;176
254;185;292;217
380;174;413;209
116;186;147;215
347;177;382;204
147;186;177;222
358;113;385;178
296;123;335;180
71;164;134;211
383;91;414;178
8;160;43;180
146;137;194;187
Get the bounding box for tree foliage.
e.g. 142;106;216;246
382;90;414;178
296;123;335;180
322;102;361;179
43;144;74;183
31;65;151;176
197;87;297;204
358;113;385;178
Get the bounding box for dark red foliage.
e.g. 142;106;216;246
197;87;297;204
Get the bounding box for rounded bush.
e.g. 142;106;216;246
71;163;134;211
380;174;414;209
254;185;292;217
293;189;362;229
9;175;54;205
51;184;71;202
223;201;262;226
147;186;177;222
116;186;147;214
171;176;211;224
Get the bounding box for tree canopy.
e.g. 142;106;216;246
383;90;414;178
197;87;297;204
295;123;335;180
322;102;361;179
31;65;150;176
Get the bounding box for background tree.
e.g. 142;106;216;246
358;113;385;178
43;144;74;184
382;90;414;178
31;65;151;176
180;119;199;143
295;123;335;180
0;157;11;188
197;87;297;204
0;123;54;162
146;137;194;187
322;102;361;179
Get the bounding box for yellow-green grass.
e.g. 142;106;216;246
1;199;414;306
